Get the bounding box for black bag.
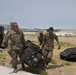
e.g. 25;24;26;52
0;26;4;48
60;47;76;61
21;40;44;67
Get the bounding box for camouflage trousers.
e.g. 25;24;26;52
12;50;23;68
42;49;53;65
7;45;13;58
7;49;13;58
8;49;23;68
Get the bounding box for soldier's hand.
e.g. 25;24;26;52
38;44;42;49
58;45;61;49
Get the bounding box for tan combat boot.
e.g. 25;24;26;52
13;66;18;73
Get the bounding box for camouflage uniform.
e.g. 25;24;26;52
42;32;59;65
2;29;25;68
4;22;18;58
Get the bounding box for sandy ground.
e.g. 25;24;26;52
0;66;37;75
0;36;76;75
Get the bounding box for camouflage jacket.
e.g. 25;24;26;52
2;29;25;51
43;32;58;50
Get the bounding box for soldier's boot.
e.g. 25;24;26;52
42;60;45;70
21;63;25;70
46;65;49;69
42;66;45;70
45;62;49;69
13;65;18;73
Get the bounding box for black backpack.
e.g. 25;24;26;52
21;40;44;67
0;26;4;48
60;47;76;61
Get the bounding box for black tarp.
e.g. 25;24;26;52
60;47;76;61
0;26;4;48
21;40;44;67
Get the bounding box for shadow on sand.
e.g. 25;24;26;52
18;67;44;74
18;64;64;74
49;64;64;69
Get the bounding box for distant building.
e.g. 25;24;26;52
1;25;76;36
55;29;76;36
55;32;76;36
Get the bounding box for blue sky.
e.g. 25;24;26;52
0;0;76;29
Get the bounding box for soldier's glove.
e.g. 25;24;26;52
38;44;42;49
58;45;61;49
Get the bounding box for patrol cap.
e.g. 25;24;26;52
13;22;17;24
48;27;54;31
10;22;17;27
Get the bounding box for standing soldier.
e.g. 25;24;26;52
2;22;25;73
42;27;61;69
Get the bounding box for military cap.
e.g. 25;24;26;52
48;27;54;31
10;22;17;26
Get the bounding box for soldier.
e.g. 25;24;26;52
2;22;25;73
42;27;61;69
38;31;44;48
1;22;17;64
